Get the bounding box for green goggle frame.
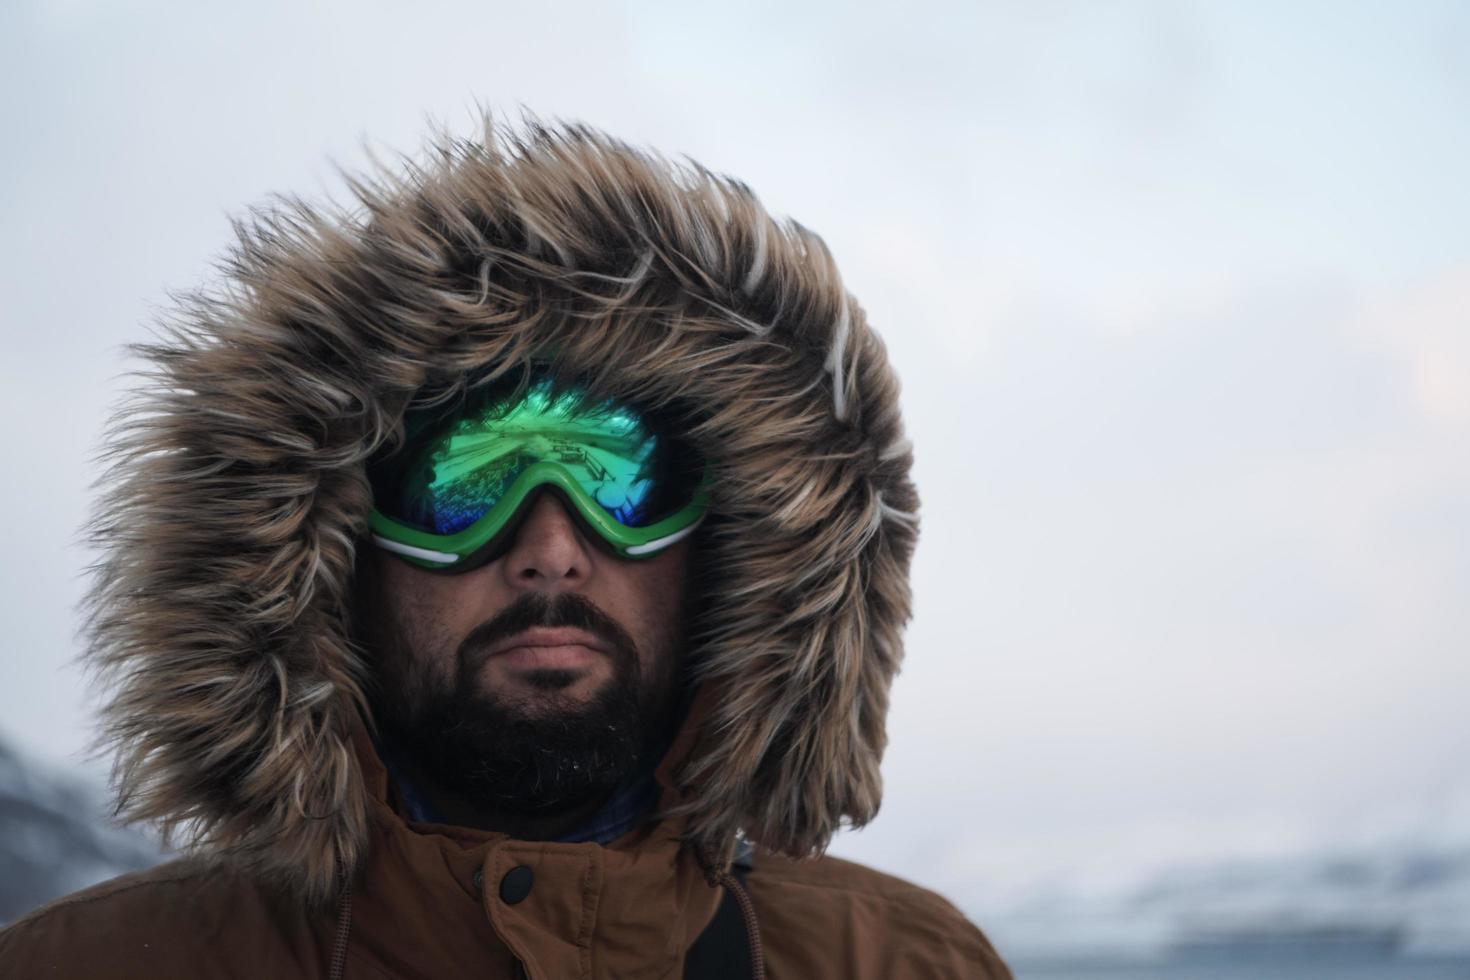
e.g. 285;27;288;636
367;376;710;572
369;463;710;570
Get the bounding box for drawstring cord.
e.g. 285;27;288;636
697;842;767;980
329;859;354;980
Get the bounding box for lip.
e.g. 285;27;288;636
467;625;611;669
482;627;611;661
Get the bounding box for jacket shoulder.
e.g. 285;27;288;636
0;858;329;979
745;852;1013;980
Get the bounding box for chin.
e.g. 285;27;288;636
481;675;609;717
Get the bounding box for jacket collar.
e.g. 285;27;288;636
342;714;727;978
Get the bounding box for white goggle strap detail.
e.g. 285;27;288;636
623;514;705;556
372;534;461;565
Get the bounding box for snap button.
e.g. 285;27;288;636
499;865;534;905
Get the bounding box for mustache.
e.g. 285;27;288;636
457;592;639;675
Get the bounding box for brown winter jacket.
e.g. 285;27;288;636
0;705;1011;978
0;117;1012;978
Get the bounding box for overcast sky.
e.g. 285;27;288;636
3;0;1468;931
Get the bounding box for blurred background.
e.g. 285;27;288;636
3;1;1468;976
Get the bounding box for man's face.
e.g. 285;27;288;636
357;488;693;815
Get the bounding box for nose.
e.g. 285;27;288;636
499;490;594;592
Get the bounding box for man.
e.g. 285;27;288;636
0;118;1012;978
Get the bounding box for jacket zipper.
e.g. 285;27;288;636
329;862;354;980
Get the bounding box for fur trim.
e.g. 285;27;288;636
82;115;919;903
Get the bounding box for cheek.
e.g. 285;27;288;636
628;554;692;665
376;562;482;679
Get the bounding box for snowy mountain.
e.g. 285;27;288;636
1133;848;1470;953
0;737;166;924
984;844;1470;961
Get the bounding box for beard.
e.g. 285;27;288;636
365;590;679;816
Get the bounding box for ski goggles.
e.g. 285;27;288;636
368;375;710;571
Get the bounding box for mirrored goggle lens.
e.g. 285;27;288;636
370;378;700;536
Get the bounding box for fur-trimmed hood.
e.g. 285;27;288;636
83;117;919;904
